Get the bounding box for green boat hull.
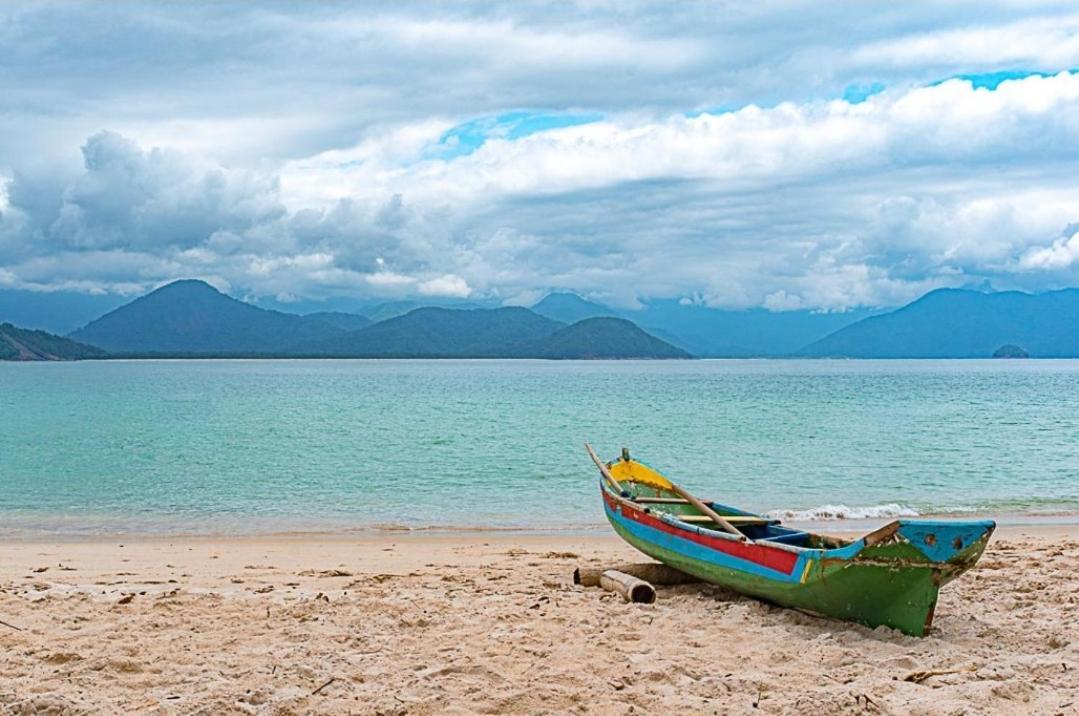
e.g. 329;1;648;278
594;449;995;636
610;518;962;636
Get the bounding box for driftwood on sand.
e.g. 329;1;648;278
903;665;979;684
574;562;700;588
0;618;23;632
598;570;657;604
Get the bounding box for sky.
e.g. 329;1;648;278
1;1;1079;311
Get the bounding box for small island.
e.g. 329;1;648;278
992;344;1030;359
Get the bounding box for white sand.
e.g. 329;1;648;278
0;527;1076;714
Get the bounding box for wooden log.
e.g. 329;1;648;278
574;562;701;587
599;570;656;604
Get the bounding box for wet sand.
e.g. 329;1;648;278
0;526;1076;714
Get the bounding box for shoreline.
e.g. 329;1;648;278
2;510;1078;542
0;521;1075;550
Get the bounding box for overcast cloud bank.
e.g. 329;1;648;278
2;2;1078;309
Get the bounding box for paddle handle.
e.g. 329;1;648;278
585;443;626;495
584;443;747;542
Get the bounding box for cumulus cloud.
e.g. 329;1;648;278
0;131;474;299
1021;232;1079;270
3;2;1079;308
272;71;1079;307
47;132;285;251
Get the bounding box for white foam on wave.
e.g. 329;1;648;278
766;503;920;521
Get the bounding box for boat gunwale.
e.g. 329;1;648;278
597;466;995;563
591;450;992;569
600;476;816;556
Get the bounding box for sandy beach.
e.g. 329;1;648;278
1;527;1076;715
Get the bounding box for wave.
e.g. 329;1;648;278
766;503;920;521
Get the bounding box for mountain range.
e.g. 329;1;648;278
308;306;564;357
532;293;616;324
56;280;688;359
531;292;883;356
800;288;1079;358
303;311;372;332
505;317;690;359
70;280;346;354
3;280;1079;361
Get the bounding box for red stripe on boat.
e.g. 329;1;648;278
603;490;798;575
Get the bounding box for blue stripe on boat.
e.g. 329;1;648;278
605;500;813;583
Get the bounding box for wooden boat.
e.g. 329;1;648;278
587;445;994;636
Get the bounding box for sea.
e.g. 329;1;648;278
2;359;1078;537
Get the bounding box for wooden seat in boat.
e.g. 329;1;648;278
672;514;775;526
760;531;808;544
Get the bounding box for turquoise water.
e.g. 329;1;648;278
2;359;1078;536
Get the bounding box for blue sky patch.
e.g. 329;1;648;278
842;82;885;104
434;110;603;159
938;69;1077;90
951;70;1048;89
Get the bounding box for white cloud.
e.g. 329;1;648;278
265;71;1079;307
306;15;703;73
418;274;471;298
4;3;1079;308
47;131;285;251
281;72;1079;211
1021;232;1079;269
763;290;804;311
852;13;1079;68
366;270;416;288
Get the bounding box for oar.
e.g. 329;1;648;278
584;443;747;542
664;477;748;542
